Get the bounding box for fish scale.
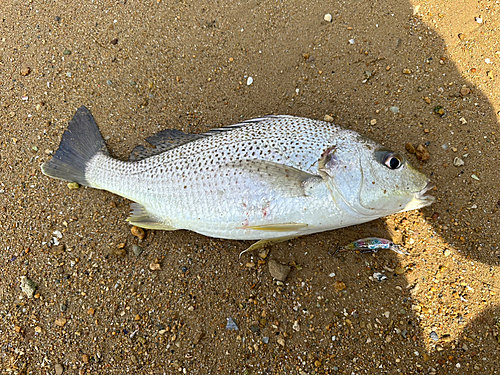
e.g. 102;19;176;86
42;106;434;249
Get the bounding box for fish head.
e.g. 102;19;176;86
319;135;434;218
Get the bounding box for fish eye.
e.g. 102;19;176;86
384;153;403;169
375;150;404;170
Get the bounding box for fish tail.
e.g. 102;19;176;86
41;106;109;186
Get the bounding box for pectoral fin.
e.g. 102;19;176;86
227;160;323;198
127;203;177;230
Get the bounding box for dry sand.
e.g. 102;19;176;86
1;0;500;374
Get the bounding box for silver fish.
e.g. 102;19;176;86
42;106;434;251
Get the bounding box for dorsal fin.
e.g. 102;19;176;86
128;115;287;161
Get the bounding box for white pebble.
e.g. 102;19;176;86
328;272;336;278
348;39;355;44
246;76;253;86
324;13;332;22
485;58;491;64
475;17;483;23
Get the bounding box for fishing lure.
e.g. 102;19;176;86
340;237;409;255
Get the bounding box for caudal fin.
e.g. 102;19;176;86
41;106;109;186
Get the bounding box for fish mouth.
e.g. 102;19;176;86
403;181;435;211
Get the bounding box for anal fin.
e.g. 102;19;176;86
239;235;298;257
127;203;177;230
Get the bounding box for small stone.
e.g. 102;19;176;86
82;354;90;364
487;71;494;80
226;316;239;330
394;266;405;275
475;16;483;23
132;244;143;256
415;144;430;161
405;143;416;154
373;272;387;282
444;249;451;257
293;320;300;331
87;307;95;316
471;174;480;181
106;80;113;85
458;33;465;40
324;13;332;22
348;39;355;44
433;106;445;116
20;276;37;298
67;182;80;190
131;226;145;240
402;68;412;74
21;67;31;76
55;318;67;327
453;157;465;167
258;248;269;259
423;97;431;104
149;262;161;271
55;363;64;375
370;119;377;125
246;76;253;85
268;259;291;281
35;326;42;333
111;38;118;45
277;336;285;346
63;49;71;55
460;86;470;96
333;280;346;292
134;314;141;321
389;106;399;113
430;331;439;341
324;114;334;122
459;117;467;124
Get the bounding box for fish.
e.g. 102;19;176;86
41;106;434;251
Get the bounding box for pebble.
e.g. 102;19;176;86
111;38;119;45
405;143;416;154
277;336;285;346
293;320;300;331
370;119;377;125
21;67;31;76
333;280;346;292
324;13;332;22
268;259;291;281
433;105;445;116
475;16;483;23
389;106;399;113
55;363;64;375
430;331;439;341
460;86;471;96
132;244;143;256
149;262;161;271
63;49;71;55
348;39;355;44
82;354;90;364
453;157;465;167
131;226;145;240
258;248;269;259
226;316;239;330
55;317;67;327
471;174;480;181
324;114;334;122
20;276;37;298
246;76;253;85
262;336;269;344
373;272;387;282
106;80;113;85
402;68;412;74
415;144;430;161
394;266;405;275
67;182;79;190
444;249;452;257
